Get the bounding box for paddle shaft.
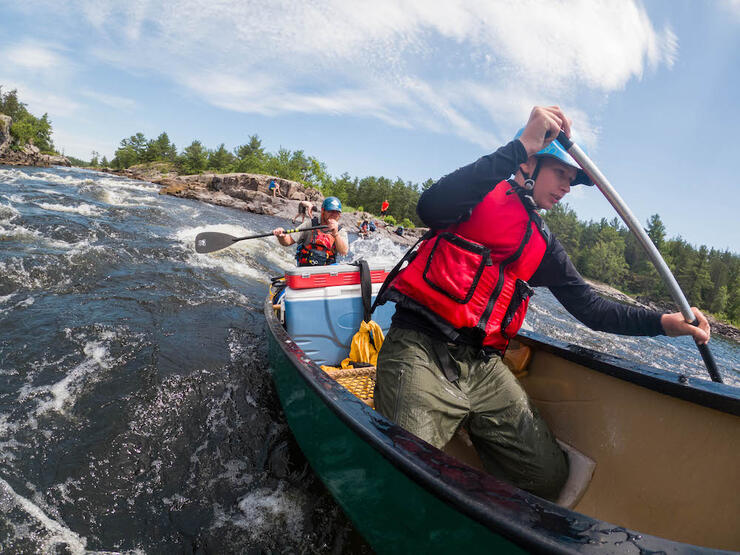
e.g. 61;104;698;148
195;224;329;253
556;131;722;383
234;224;327;243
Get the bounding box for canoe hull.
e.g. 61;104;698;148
265;299;738;553
268;335;522;554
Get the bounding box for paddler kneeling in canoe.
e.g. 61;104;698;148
272;196;349;266
372;105;711;501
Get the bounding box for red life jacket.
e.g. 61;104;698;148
388;180;548;353
296;225;337;266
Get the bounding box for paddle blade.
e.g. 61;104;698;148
194;232;237;253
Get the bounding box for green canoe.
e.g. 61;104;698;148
265;296;739;553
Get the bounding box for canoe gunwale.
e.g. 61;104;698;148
264;298;730;553
517;330;740;416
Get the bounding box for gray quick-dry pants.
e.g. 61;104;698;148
374;325;568;501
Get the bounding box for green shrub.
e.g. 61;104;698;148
401;218;414;229
383;215;397;226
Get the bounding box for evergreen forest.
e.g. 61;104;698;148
0;86;55;153
542;205;740;326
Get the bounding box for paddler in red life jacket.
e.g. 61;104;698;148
373;105;711;501
272;196;349;266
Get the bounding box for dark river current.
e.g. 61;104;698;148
0;165;737;553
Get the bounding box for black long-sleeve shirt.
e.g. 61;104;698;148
392;139;665;340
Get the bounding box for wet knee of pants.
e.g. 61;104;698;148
529;446;569;501
473;398;570;501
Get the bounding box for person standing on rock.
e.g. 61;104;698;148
380;199;389;216
292;200;315;225
269;179;283;198
273;197;349;266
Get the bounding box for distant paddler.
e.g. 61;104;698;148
272;196;349;266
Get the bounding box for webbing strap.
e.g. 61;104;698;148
432;342;461;384
357;259;372;323
369;229;434;315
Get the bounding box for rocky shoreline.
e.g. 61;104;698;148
103;163;427;246
0;114;71;167
584;279;739;343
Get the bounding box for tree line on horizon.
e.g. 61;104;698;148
83;130;430;228
542;204;740;326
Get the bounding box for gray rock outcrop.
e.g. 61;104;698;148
103;164;427;246
0;112;71;167
0;114;11;156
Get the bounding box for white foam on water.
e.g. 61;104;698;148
209;460;254;490
186;250;266;281
80;182;156;207
349;235;407;265
0;477;88;554
19;340;112;416
0;199;95;252
0;202;21;221
37;188;63;196
21;171;92;187
0;222;43;243
176;224;270;282
0;296;34;315
95;176;159;194
211;483;306;542
36;202;105;217
0;257;70;291
0;168;38;183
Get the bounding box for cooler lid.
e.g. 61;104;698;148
285;262;393;289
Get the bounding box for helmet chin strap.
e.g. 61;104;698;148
514;158;543;210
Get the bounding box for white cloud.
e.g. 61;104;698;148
721;0;740;21
0;81;81;119
3;43;65;70
12;0;679;148
81;90;136;111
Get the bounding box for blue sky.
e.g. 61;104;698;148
1;0;738;252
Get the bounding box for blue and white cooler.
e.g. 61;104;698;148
280;263;396;366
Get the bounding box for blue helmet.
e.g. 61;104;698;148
514;128;592;186
322;196;342;212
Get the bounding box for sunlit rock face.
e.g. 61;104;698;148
0;112;71;167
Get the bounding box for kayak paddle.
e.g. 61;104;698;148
555;130;723;383
195;225;328;254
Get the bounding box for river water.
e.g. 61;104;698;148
0;165;737;553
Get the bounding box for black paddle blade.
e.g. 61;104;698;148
194;232;237;253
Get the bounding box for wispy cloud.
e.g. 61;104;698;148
81;90;136;111
3;43;67;70
12;0;679;148
0;80;81;119
720;0;740;21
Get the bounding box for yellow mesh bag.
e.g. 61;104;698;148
320;365;376;408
